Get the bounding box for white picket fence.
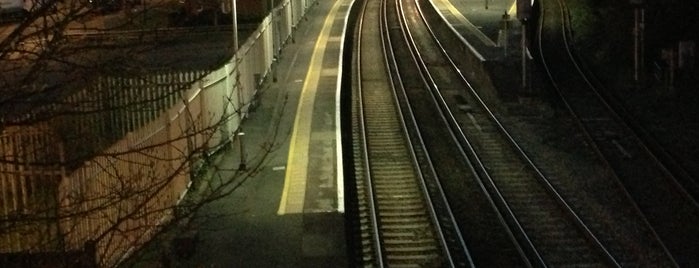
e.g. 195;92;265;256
0;0;315;266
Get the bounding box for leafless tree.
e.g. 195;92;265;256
0;1;283;267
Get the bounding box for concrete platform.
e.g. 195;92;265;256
123;0;354;267
120;0;524;267
434;0;524;60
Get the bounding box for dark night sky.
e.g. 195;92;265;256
644;0;699;42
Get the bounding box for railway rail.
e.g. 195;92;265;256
380;0;529;264
350;0;628;266
538;0;699;265
398;0;620;266
351;0;469;266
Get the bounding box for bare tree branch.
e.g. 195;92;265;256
0;1;283;267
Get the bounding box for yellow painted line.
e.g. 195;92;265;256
509;0;517;16
278;0;346;215
440;0;497;47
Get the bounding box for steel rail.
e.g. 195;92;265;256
557;0;699;204
354;1;383;266
380;1;475;265
389;0;541;266
354;0;460;265
548;0;698;208
537;0;694;265
404;0;621;266
389;0;537;266
416;0;621;265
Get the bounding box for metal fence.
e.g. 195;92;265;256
0;0;312;266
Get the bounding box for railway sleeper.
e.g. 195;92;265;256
384;246;439;254
377;196;422;202
379;201;425;208
375;186;419;192
381;217;431;224
383;237;438;245
379;211;429;217
371;168;415;175
381;224;432;232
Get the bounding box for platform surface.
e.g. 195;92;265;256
125;0;523;266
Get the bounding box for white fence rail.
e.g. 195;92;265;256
0;0;315;266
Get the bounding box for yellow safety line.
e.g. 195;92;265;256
278;0;345;215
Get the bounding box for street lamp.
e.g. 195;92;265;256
517;0;532;90
630;0;645;84
233;0;246;171
225;0;246;170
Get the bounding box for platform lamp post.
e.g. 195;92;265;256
231;0;237;52
229;0;246;171
522;20;528;90
236;0;247;171
269;0;279;82
502;12;510;57
630;0;645;84
289;0;294;43
517;0;532;90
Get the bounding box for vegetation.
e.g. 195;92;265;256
0;1;280;267
564;0;699;177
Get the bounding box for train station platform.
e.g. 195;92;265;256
122;0;353;267
177;0;352;267
432;0;523;60
122;0;523;267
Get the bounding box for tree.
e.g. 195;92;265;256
0;0;283;267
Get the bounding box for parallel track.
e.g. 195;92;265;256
538;0;699;265
352;0;468;266
393;0;620;266
381;0;532;265
352;0;684;266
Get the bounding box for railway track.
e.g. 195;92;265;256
538;0;699;265
351;0;470;266
405;0;619;266
350;0;625;266
350;0;689;266
384;0;621;266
